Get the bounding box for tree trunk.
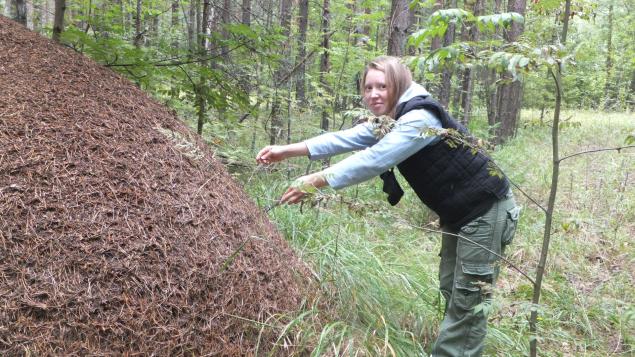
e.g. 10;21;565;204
25;0;34;29
186;0;195;53
295;0;309;105
485;0;503;134
458;0;484;124
41;0;52;31
319;0;331;133
12;0;27;25
493;0;526;143
269;0;292;145
171;0;179;49
561;0;571;44
235;0;253;97
430;0;443;52
201;0;210;51
220;0;231;59
241;0;251;25
603;3;614;110
529;64;562;357
387;0;411;56
438;0;457;109
133;0;142;47
123;0;131;34
52;0;66;42
195;0;211;135
149;1;159;45
196;0;202;47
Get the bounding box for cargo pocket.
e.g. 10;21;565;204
457;217;492;263
502;206;521;246
454;263;494;312
454;281;481;312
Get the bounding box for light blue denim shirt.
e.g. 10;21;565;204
304;82;442;189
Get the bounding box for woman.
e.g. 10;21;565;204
256;56;520;356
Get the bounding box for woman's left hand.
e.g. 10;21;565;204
280;173;328;205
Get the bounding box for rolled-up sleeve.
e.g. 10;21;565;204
322;109;442;189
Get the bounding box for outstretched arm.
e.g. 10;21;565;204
256;142;327;205
256;142;309;164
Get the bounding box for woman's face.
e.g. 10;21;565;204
364;69;390;116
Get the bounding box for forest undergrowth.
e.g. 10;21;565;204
230;109;634;356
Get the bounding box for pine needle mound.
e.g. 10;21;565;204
0;17;309;355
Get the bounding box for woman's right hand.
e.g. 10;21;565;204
256;145;287;164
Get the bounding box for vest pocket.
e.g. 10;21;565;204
502;206;521;246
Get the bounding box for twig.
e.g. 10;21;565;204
556;145;635;163
408;224;535;286
264;200;281;213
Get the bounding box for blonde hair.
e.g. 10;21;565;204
361;56;413;117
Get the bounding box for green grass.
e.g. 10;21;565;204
231;109;634;356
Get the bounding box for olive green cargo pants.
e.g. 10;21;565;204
431;191;520;357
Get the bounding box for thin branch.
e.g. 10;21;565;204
277;30;337;85
264;187;535;285
409;224;536;286
104;42;248;68
557;145;635;163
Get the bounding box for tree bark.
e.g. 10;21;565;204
360;4;372;46
12;0;27;25
458;0;483;124
387;0;411;56
220;0;231;58
133;0;142;47
485;0;502;134
171;0;179;49
196;0;202;47
241;0;251;26
561;0;571;44
25;0;34;29
52;0;66;42
41;0;52;31
430;0;443;52
295;0;309;105
438;0;457;109
493;0;526;143
201;0;210;51
319;0;331;132
195;0;211;135
269;0;292;145
186;0;196;53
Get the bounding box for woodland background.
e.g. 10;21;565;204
2;0;634;355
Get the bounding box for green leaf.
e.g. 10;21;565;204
531;0;562;12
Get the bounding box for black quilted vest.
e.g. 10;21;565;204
383;95;510;230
